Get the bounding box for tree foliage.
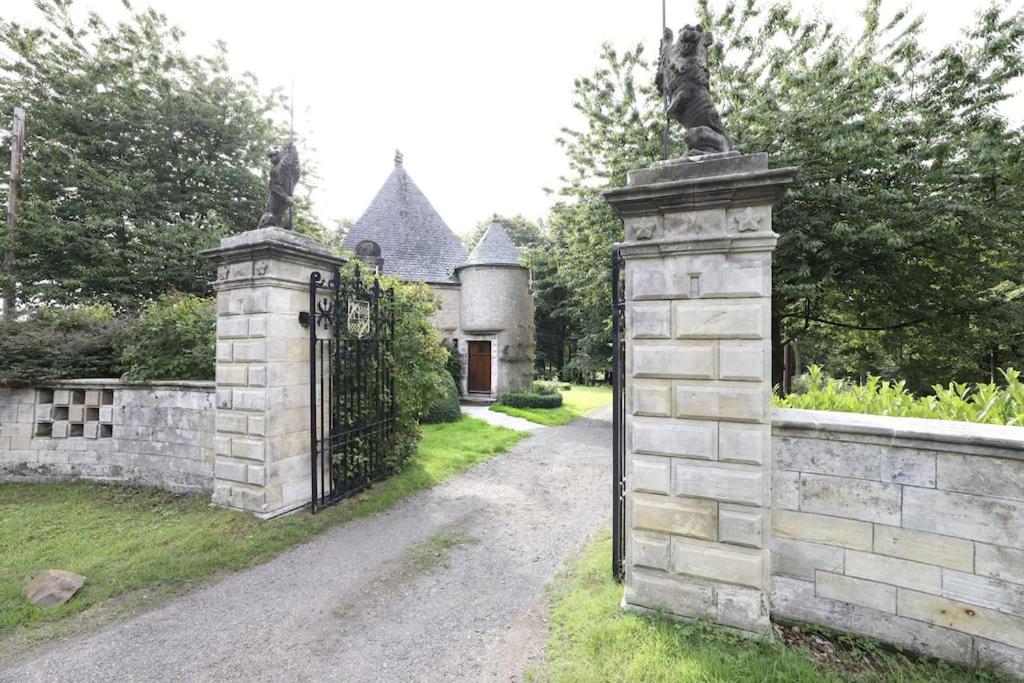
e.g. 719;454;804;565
0;0;308;310
120;293;215;381
547;0;1024;390
463;213;547;251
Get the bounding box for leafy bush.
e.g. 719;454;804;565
421;373;461;424
776;365;1024;426
445;341;462;395
499;387;564;409
121;294;216;381
0;307;127;385
533;380;571;393
379;273;451;466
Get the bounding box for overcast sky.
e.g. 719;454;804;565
5;0;1023;236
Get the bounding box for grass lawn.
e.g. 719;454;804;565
542;532;1004;682
491;384;612;426
0;416;525;645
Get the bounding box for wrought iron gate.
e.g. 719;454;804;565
305;266;396;513
611;245;626;581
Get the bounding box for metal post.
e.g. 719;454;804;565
309;271;320;511
4;107;25;319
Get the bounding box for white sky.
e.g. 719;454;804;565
5;0;1024;235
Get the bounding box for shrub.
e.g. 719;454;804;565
776;365;1024;426
499;387;564;409
421;373;461;424
121;294;216;381
531;381;559;395
445;341;462;394
534;379;572;392
0;306;128;385
378;272;451;466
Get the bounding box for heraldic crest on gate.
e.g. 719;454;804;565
305;264;396;512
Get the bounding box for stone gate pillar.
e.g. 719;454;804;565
605;153;797;634
203;227;345;518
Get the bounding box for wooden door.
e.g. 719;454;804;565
467;341;492;393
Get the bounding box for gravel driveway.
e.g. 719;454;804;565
1;408;612;682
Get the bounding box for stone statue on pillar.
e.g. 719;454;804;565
257;141;301;229
656;24;732;156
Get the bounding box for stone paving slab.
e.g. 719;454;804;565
460;404;546;431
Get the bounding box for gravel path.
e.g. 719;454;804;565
1;408;611;682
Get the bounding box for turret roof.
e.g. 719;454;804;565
461;218;521;268
343;152;467;284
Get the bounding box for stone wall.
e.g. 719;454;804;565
771;408;1024;677
429;283;461;337
0;380;214;492
456;264;535;397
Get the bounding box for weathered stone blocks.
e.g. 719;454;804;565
903;487;1024;549
817;571;896;613
872;525;973;572
672;300;766;339
632;417;716;459
630;455;671;494
772;509;873;551
671;537;764;589
799;473;901;525
673;461;764;506
633;342;715;379
632;492;716;540
608;153;794;636
204;226;345;517
673;384;765;423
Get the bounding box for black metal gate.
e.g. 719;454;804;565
305;265;396;513
611;245;626;581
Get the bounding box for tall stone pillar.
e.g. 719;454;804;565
605;153;797;634
204;227;345;518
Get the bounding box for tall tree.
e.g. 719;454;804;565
0;0;309;310
462;213;547;251
549;0;1024;391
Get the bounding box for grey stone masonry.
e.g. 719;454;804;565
203;227;346;518
772;408;1024;679
0;379;214;492
605;152;797;635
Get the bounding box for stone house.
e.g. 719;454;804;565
343;152;535;399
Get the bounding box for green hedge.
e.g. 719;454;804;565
776;365;1024;426
421;373;461;424
0;306;127;385
498;387;564;409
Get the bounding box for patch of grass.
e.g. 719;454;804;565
406;525;479;574
542;532;1004;682
492;385;612;426
0;416;526;644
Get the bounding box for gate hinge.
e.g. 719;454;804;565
298;311;310;327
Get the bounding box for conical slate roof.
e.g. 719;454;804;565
461;218;521;267
344;152;468;284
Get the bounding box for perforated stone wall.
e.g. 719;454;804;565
0;380;214;492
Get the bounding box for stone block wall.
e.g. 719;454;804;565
623;240;775;634
204;226;345;518
606;152;797;636
0;380;214;492
771;408;1024;678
